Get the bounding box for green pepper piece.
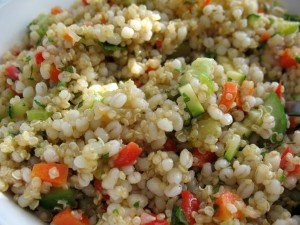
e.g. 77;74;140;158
40;188;76;210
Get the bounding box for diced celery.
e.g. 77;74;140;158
224;134;241;161
178;84;205;117
27;109;52;121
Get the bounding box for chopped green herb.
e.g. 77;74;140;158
98;41;126;52
77;101;84;108
64;66;74;73
171;206;188;225
261;151;267;157
24;55;32;63
48;38;54;43
101;153;110;164
112;209;119;215
204;52;216;59
283;13;300;22
296;55;300;63
74;92;81;99
213;204;219;211
133;201;140;208
34;100;46;108
279;174;286;183
213;185;220;194
8;131;19;137
28;65;34;81
58;81;66;88
8;106;13;119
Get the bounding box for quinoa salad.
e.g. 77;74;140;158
0;0;300;225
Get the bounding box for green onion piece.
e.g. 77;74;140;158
58;81;66;88
296;55;300;63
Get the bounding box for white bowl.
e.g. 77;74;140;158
0;0;299;225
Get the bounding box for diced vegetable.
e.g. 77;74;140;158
52;209;90;225
5;65;20;80
164;138;177;151
50;65;61;83
279;49;298;68
98;41;125;52
27;109;52;121
280;146;300;176
277;21;300;35
193;149;217;167
284;13;300;22
171;205;188;225
51;6;63;15
275;81;283;99
145;220;169;225
215;192;243;221
94;179;103;193
181;190;200;225
219;82;238;113
296;55;300;63
63;33;73;43
193;114;221;143
178;84;205;117
227;71;246;85
155;39;163;49
32;163;69;187
64;66;74;73
247;14;261;27
8;100;29;119
224;134;241;161
40;188;76;210
82;0;89;5
191;58;214;77
259;31;271;42
263;92;287;139
58;81;66;88
114;142;142;168
35;52;44;64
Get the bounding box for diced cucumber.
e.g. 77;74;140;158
178;84;205;117
27;109;52;121
277;21;300;35
243;110;263;127
191;58;214;77
40;188;76;210
234;122;252;138
224;134;241;161
196;114;221;141
227;71;246;85
247;14;261;27
198;73;214;94
8;100;29;119
263;92;287;138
